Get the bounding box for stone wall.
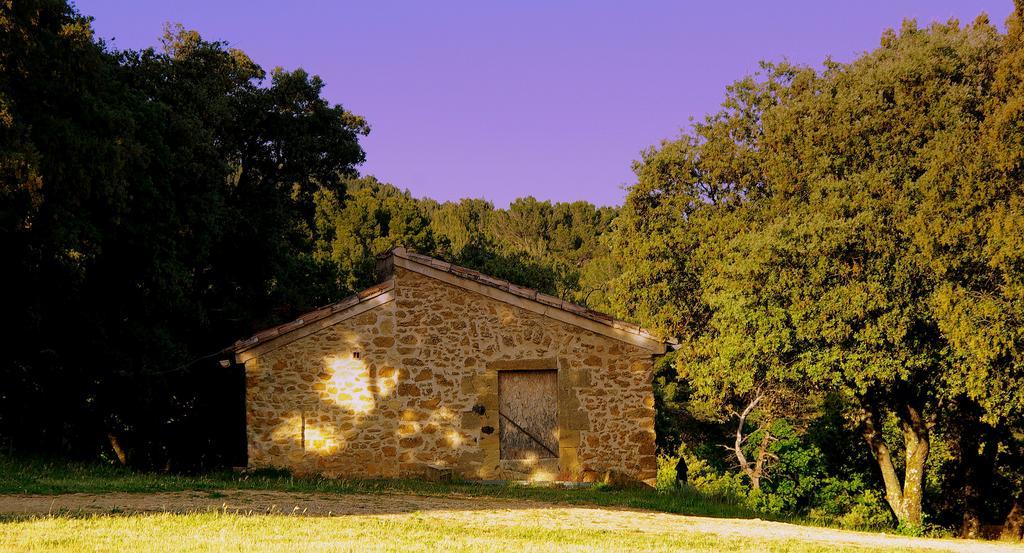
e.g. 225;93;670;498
243;266;658;482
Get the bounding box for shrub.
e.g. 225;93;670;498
655;454;679;491
808;480;893;530
838;491;894;531
685;456;748;504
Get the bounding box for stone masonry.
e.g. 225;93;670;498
234;249;666;484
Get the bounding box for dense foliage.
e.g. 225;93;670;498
613;7;1024;538
2;0;1023;540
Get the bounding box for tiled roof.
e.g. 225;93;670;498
231;247;667;353
230;279;394;352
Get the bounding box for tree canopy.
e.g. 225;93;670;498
610;9;1024;535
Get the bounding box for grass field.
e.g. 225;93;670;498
2;457;1017;553
0;456;756;520
0;511;889;553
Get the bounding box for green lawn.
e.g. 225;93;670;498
0;457;980;552
0;512;895;553
0;456;756;520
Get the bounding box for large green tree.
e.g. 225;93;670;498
0;1;368;467
612;10;1024;532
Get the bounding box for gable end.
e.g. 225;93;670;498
392;254;666;354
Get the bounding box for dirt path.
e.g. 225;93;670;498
0;490;1021;553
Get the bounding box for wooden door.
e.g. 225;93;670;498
498;370;558;460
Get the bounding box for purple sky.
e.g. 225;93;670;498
76;1;1012;207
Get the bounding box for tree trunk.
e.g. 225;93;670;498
729;392;766;491
960;429;998;539
897;402;929;528
957;416;982;538
860;402;930;528
750;430;772;492
1003;490;1024;541
861;407;909;522
107;432;127;466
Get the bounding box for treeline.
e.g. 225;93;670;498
311;176;619;307
2;0;1024;540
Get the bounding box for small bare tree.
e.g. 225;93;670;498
722;385;818;491
723;389;775;491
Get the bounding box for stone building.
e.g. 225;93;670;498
230;248;667;484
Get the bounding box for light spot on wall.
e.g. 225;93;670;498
376;368;398;397
304;423;342;453
521;451;539;466
528;467;556;482
270;414;302;446
321;356;375;414
433;406;455;421
270;414;343;454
